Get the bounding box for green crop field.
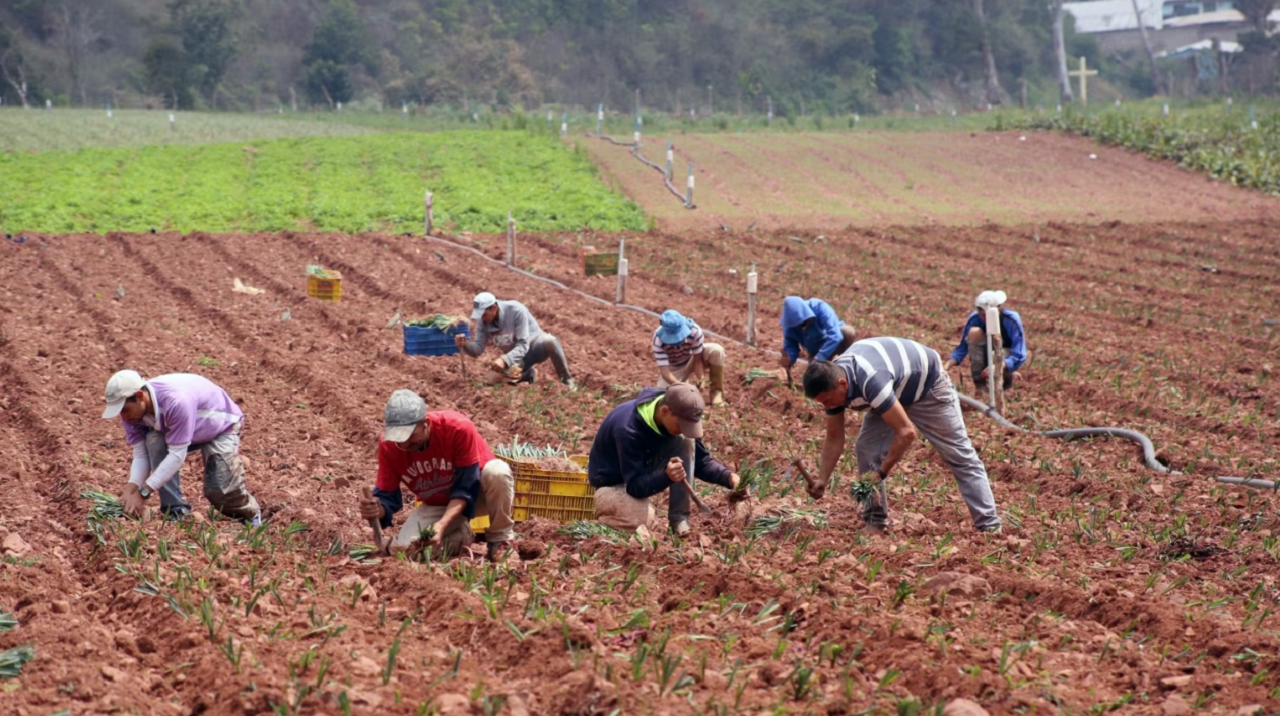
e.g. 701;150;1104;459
0;108;379;152
0;131;648;235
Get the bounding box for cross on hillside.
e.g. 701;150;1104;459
1068;56;1098;106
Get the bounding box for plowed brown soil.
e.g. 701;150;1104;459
1;220;1278;715
584;131;1280;230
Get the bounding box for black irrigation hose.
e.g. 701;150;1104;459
957;392;1178;475
957;393;1267;487
591;133;693;208
597;134;633;146
631;145;694;206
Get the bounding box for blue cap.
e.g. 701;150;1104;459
656;310;692;345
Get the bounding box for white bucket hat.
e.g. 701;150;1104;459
975;290;1007;309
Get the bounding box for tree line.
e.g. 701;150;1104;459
0;0;1194;116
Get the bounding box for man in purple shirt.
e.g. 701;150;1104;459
102;370;261;524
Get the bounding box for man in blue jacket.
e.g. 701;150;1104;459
942;290;1027;391
778;296;857;370
588;383;740;536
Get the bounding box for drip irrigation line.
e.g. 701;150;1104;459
631;145;693;206
418;233;775;357
957;392;1256;485
1216;476;1279;490
597;133;634;146
589;133;693;208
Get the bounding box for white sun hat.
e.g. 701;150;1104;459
975;290;1007;309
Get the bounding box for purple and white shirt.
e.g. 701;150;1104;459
123;374;243;491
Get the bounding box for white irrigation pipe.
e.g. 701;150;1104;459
418;233;769;355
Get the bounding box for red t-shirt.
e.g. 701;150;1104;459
375;411;496;506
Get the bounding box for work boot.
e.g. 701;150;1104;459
486;540;514;564
670;519;690;537
709;364;725;406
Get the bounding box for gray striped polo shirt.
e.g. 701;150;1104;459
825;337;942;416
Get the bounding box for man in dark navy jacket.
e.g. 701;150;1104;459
588;383;740;536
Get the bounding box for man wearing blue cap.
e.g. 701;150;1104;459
456;291;575;389
652;309;726;406
778;296;857;370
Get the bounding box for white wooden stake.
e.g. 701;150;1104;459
169;113;175;131
560;111;567;137
665;141;673;180
424;189;434;236
506;211;516;267
616;239;627;305
597;103;603;135
985;306;1004;413
746;263;759;347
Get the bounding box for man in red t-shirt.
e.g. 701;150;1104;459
357;389;515;562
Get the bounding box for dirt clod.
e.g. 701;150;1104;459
921;573;992;600
943;699;991;716
3;532;31;556
1162;695;1192;716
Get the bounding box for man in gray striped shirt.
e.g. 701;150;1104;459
802;337;1001;533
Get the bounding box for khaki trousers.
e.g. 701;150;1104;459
657;343;725;388
389;459;515;555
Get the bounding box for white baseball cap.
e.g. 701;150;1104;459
471;292;497;321
103;370;146;419
975;290;1007;309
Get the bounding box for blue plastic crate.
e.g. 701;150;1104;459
404;323;470;356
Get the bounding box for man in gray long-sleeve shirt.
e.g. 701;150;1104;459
455;291;575;388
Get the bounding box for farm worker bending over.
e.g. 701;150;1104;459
357;389;516;563
942;290;1027;392
653;309;727;406
801;338;1002;534
587;383;740;536
778;296;857;370
456;291;575;389
103;370;261;524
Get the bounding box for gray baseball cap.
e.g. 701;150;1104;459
383;389;427;442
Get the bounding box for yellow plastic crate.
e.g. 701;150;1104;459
500;455;595;523
306;270;343;301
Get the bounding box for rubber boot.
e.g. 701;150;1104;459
709;364;725;406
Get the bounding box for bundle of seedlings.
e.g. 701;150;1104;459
496;440;583;473
404;314;467;330
849;479;881;507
